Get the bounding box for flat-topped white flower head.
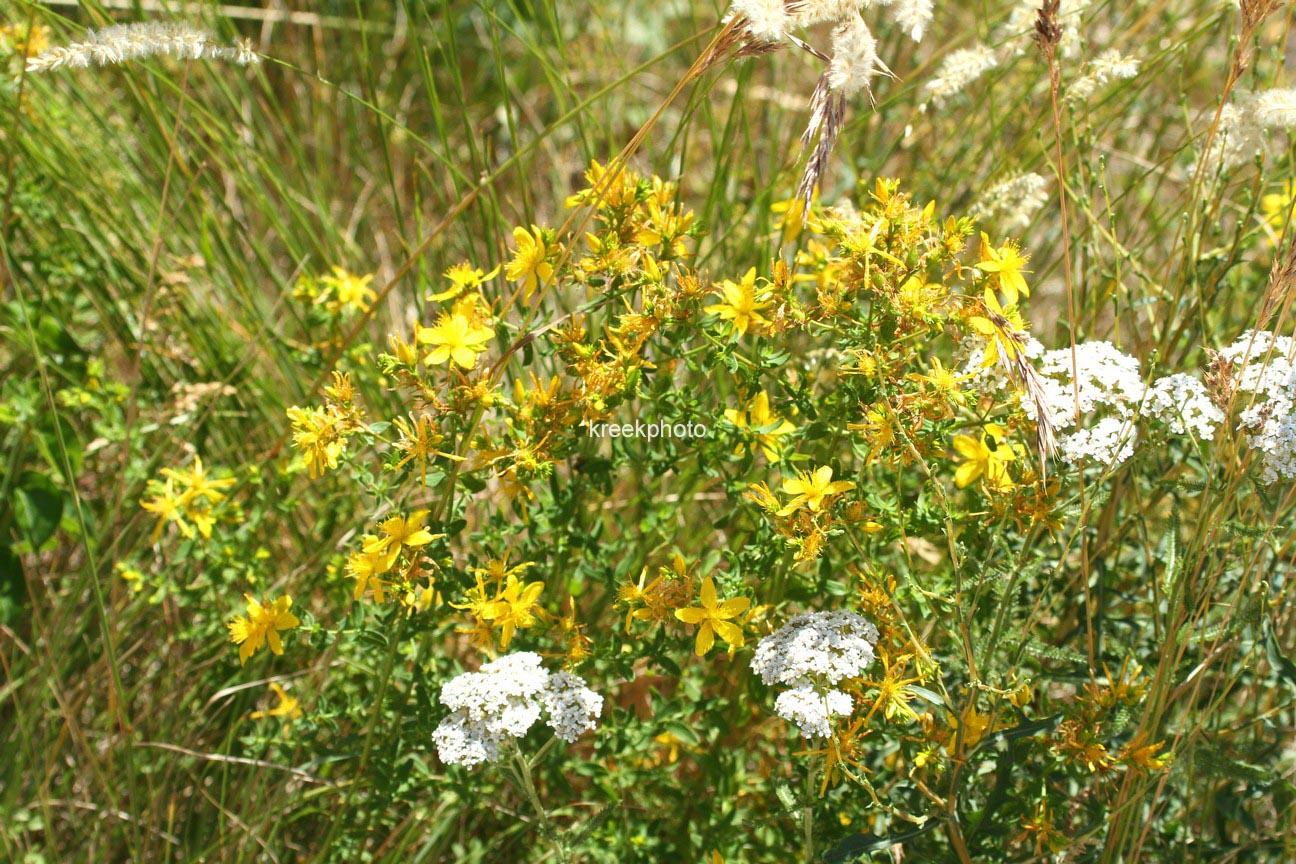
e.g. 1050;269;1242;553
774;685;855;739
433;652;603;768
750;610;879;688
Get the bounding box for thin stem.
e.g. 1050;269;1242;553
803;750;817;864
510;740;572;864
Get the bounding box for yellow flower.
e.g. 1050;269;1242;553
318;266;377;314
975;233;1030;305
674;576;750;656
250;682;303;720
370;510;438;561
347;536;391;602
1119;733;1172;771
947;704;994;755
227;594;300;666
392;414;461;487
1261;181;1296;231
915;357;971;407
0;23;49;58
859;653;922;724
968;288;1028;370
140;478;190;542
428;262;501;302
848;406;895;465
795;716;872;794
417;311;494;370
161;455;236;506
771;187;818;245
286;404;349;479
705;267;771;337
724;391;796;461
506;225;555;301
481;574;545;649
951;423;1017;491
617;568;666;632
387;330;419;366
778;465;856;516
553;597;593;667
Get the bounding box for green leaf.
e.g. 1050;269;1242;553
1262;618;1296;690
13;472;64;549
774;781;798;815
825;823;938;863
660;720;699;748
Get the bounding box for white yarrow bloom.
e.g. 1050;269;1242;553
540;671;605;743
774;685;855;739
751;610;879;687
1022;342;1146;467
751;610;878;738
1028;342;1147;430
1057;416;1138;466
434;652;603;768
1143;374;1223;439
1221;331;1296;483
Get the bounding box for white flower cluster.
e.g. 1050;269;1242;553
1200;88;1296;172
972;172;1050;233
1143;373;1224;439
1030;341;1147;428
1221;331;1296;483
921;45;998;108
729;0;933;96
433;652;603;769
958;339;1221;468
750;611;878;738
773;686;855;738
26;22;259;73
1023;341;1223;466
1067;49;1140;102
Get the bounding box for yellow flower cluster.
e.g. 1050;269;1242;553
454;555;544;652
346;510;442;612
139;455;236;542
226;594;300;665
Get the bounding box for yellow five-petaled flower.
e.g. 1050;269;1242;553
481;574;545;650
951;423;1017;491
227;594;300;666
975;233;1031;305
418;311;495;370
318;266;377;314
778;465;856;516
506;225;555;301
675;577;750;656
705;267;771;337
725;391;796;462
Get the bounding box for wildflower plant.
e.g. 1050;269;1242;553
7;1;1296;862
